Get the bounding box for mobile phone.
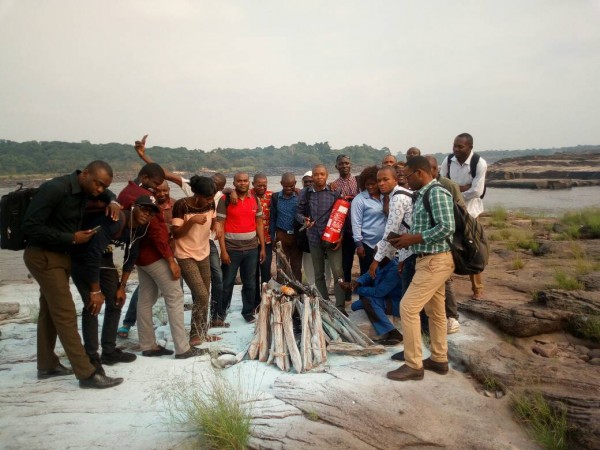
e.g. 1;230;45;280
386;231;400;241
90;225;102;233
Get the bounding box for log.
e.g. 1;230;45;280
326;342;386;356
258;287;273;362
321;319;341;342
282;300;303;373
301;295;313;371
247;328;260;360
271;295;287;371
311;297;328;363
0;302;19;315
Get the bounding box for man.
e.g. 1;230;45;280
440;133;487;300
406;147;421;160
386;156;455;381
296;164;346;314
131;136;227;326
270;172;303;281
22;160;123;389
218;172;266;323
426;155;465;334
381;154;397;166
250;173;273;309
71;195;158;374
118;164;204;359
330;155;359;302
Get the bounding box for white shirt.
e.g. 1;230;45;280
374;185;413;263
440;152;487;218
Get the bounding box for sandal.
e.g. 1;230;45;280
117;326;130;338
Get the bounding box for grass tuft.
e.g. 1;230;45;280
512;391;568;450
489;206;508;222
156;370;253;449
306;410;320;421
553;270;583;290
559;208;600;239
569;315;600;342
512;256;525;270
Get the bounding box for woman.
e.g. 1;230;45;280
351;165;386;275
171;176;219;346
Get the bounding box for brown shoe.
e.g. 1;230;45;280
386;364;424;381
423;357;449;375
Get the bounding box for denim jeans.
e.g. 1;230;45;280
123;286;138;328
71;253;121;356
209;240;225;321
222;247;259;319
254;243;272;308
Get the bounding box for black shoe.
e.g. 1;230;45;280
243;315;257;324
391;351;405;362
141;345;174;357
101;348;137;365
377;329;404;346
37;363;74;380
175;346;209;359
79;371;124;389
89;353;106;376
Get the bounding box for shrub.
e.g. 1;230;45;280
553;270;583;290
512;391;568;450
512;256;525;270
560;208;600;239
489;205;508;222
569;316;600;342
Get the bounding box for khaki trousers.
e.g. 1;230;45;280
23;247;95;380
400;251;454;369
470;272;484;294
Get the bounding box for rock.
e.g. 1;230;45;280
574;345;590;354
537;290;600;316
589;358;600;366
579;272;600;291
532;243;551;257
532;343;558;358
0;302;19;315
588;349;600;359
484;390;495;398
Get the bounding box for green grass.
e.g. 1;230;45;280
483;374;504;392
570;316;600;342
156;370;253;449
489;205;508;222
553;270;584;290
512;391;568;450
559;207;600;239
512;256;525;270
306;410;320;421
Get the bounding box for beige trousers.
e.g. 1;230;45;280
400;251;455;369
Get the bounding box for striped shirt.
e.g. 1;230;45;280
411;180;455;255
333;175;359;199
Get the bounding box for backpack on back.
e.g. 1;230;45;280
422;184;489;275
0;184;40;250
446;152;486;199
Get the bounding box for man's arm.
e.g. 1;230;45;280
350;195;365;258
134;134;184;188
462;158;487;201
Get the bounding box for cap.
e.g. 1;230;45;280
133;195;160;212
302;170;312;178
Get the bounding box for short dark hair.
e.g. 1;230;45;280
253;172;267;182
406;155;431;173
189;175;217;197
358;165;379;190
85;160;113;178
211;173;226;187
336;154;350;163
378;165;398;179
457;133;473;146
138;163;165;180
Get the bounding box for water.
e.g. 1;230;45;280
1;177;599;216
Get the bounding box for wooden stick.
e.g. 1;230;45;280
258;286;272;362
301;294;313;371
271;295;287;371
311;297;328;363
281;300;303;373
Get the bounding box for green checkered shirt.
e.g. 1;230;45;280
411;180;455;254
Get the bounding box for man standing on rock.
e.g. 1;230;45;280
386;156;455;382
441;133;487;300
22;160;124;389
250;173;273;311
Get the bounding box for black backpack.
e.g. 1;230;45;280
446;152;486;199
0;184;40;250
422;184;489;275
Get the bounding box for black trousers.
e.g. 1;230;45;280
71;253;121;357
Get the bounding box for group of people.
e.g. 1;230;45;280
23;132;486;388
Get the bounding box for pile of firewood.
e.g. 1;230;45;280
245;244;384;373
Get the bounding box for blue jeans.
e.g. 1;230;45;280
209;240;225;321
222;247;259;319
123;286;138;328
254;243;272;308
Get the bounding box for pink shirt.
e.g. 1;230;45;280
171;199;215;261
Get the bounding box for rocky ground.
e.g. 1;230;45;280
0;212;598;449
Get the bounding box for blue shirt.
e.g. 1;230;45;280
350;191;386;249
269;190;299;242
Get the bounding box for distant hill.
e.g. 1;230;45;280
1;138;599;180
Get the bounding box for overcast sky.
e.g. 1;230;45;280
1;1;599;155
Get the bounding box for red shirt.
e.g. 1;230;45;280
251;189;272;245
117;181;173;266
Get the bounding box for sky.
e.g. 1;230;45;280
1;0;599;155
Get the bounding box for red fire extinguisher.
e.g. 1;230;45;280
322;198;351;244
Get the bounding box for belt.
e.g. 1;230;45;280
277;228;295;235
416;250;450;258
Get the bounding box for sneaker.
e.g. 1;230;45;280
101;348;137;365
141;345;174;357
422;357;449;375
447;318;460;334
175;346;209;359
37;363;74;380
386;364;424;381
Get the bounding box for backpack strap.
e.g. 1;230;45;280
391;189;415;229
446;154;454;179
469;153;480;179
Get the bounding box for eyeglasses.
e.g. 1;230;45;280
405;170;419;179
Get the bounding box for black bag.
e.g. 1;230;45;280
422;184;489;275
0;184;39;250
